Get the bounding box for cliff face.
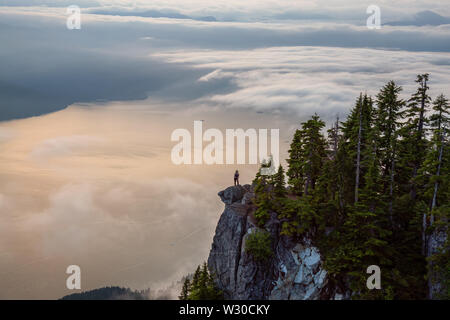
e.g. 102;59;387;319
208;185;343;300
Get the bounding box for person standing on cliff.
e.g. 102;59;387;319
234;170;240;186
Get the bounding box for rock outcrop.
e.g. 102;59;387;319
427;223;448;299
208;185;338;300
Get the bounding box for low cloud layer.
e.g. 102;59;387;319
2;0;450;21
154;46;450;122
0;101;293;299
1;1;450;299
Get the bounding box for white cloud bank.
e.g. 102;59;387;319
154;46;450;121
1;0;450;300
2;0;450;21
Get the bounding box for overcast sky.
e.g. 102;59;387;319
0;1;449;299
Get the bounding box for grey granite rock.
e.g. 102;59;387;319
427;223;448;299
208;185;334;300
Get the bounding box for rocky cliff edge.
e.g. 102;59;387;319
208;185;344;300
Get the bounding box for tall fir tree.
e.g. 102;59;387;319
400;74;431;201
179;278;191;300
273;165;286;198
182;263;223;300
338;94;374;206
287;114;326;196
428;94;449;217
389;75;433;298
287;128;305;195
374;81;405;221
421;94;450;298
253;161;274;226
315;116;343;228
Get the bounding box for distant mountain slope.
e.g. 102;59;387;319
386;10;450;26
61;286;150;300
89;9;217;22
60;280;183;300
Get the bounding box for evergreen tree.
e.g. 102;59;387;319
179;278;191;300
287;114;326;196
273;165;286;198
400;74;431;201
338;94;374;206
314;116;343;230
350;128;396;298
181;263;223;300
287;129;305;195
428;94;449;218
247;74;448;299
327;116;342;203
375;81;404;220
253;165;273;226
282;115;326;238
301;114;327;195
417;94;449;220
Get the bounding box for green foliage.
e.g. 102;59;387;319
273;165;287;198
253;170;272;227
61;286;150;300
180;263;223;300
245;229;273;263
179;278;191;300
250;75;449;299
287;129;304;195
252;161;283;226
278;196;323;239
287;114;326;196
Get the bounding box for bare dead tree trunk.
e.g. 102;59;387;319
431;131;445;224
417;77;428;256
333;116;345;211
427;132;445;299
389;140;396;224
417;78;427;136
330;116;339;201
305;149;312;196
333;116;339;159
412;77;428;202
355;103;362;204
304;176;310;196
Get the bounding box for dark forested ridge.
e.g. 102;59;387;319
183;74;449;300
61;287;150;300
60;285;178;300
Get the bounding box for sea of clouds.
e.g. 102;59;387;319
1;0;449;299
